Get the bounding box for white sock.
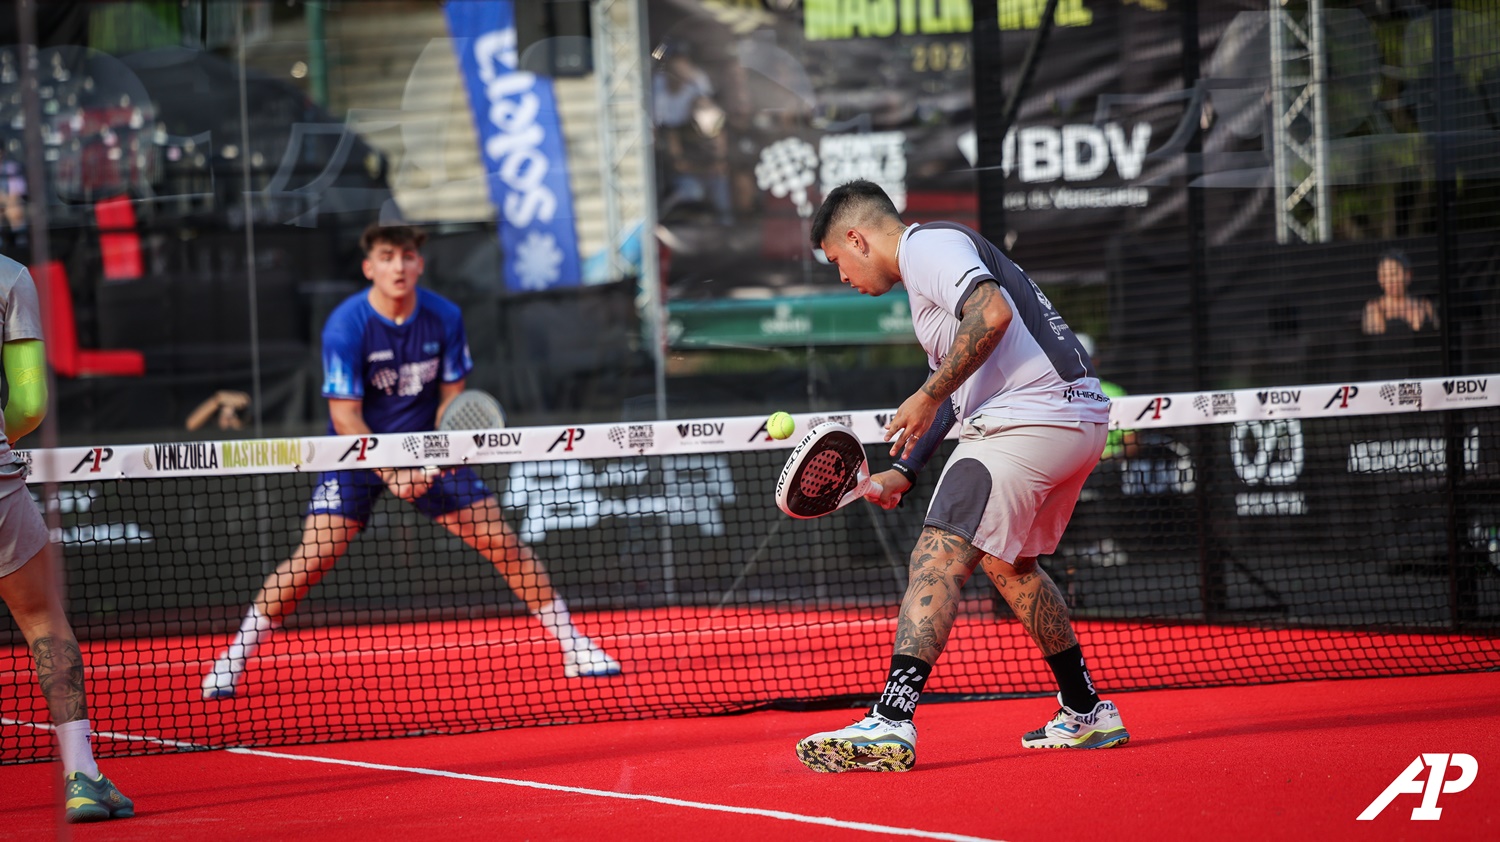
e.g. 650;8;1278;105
226;606;278;662
537;598;579;647
55;719;98;779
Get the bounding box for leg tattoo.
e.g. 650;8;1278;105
894;528;981;663
985;559;1079;656
32;636;88;724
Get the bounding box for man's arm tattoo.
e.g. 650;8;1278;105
923;282;1008;401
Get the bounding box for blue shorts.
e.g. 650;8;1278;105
305;466;495;525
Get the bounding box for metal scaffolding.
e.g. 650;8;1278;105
591;0;666;417
1269;0;1332;244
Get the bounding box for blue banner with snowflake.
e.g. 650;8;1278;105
446;1;581;292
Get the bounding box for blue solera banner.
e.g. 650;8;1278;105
446;1;582;292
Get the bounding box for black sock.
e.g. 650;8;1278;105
873;654;933;722
1044;645;1100;712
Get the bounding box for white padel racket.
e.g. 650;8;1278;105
426;390;507;478
439;389;507;431
775;421;883;519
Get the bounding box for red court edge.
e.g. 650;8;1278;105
3;671;1498;842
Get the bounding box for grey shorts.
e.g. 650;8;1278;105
0;474;49;578
925;416;1107;563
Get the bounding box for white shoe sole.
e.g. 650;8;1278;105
1021;728;1130;749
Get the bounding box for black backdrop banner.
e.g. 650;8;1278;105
644;1;1257;297
646;1;1500;402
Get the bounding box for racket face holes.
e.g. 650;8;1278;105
778;427;865;518
799;450;847;497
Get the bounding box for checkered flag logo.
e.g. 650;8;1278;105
756;137;819;217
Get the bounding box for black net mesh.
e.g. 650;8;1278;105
3;382;1498;763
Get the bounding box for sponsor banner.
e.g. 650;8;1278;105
16;376;1495;481
1118;394;1201;428
17;416;885;481
446;1;582;292
1185;391;1253;423
1424;377;1496;410
220;439;317;470
643;0;1263;327
1115;377;1464;430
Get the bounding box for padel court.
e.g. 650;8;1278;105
5;381;1500;838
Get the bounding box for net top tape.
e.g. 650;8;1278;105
19;374;1497;482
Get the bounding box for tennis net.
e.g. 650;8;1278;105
3;374;1499;761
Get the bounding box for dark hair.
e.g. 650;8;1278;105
1378;248;1410;271
360;223;427;255
809;179;901;247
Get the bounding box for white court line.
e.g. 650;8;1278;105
4;716;1002;841
2;716;215;751
226;746;1004;842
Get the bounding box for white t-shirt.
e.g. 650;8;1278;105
897;222;1111;425
0;255;44;481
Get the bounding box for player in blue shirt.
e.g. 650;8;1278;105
202;224;619;699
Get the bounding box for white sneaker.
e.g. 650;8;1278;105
201;652;244;700
563;636;621;678
1021;694;1130;749
796;712;916;772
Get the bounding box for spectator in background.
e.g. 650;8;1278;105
0;152;28;260
1362;249;1437;337
653;43;733;226
1358;249;1441;380
185;390;250;431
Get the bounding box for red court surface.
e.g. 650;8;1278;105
4;671;1498;841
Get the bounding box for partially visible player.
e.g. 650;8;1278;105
202;224;619;699
795;180;1128;773
0;255;133;821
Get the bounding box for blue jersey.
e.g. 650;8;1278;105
320;287;473;434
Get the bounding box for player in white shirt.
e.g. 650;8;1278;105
0;255;133;819
794;180;1128;773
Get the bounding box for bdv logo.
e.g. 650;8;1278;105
1358;753;1477;820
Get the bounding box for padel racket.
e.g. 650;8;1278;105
438;389;507;431
775;421;883;519
426;390;507;478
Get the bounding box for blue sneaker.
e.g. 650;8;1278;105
796;712;916;772
65;771;134;823
1021;695;1130;749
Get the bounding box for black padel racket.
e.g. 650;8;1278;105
775;421;883;519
